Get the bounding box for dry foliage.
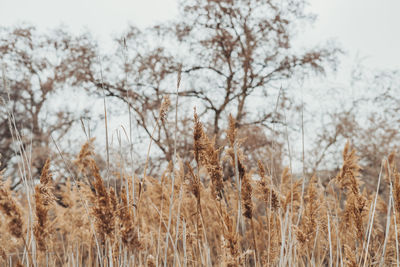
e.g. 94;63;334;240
0;113;398;267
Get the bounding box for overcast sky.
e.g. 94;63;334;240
304;0;400;70
0;0;399;71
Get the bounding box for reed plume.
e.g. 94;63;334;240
34;159;55;252
335;142;367;241
257;161;280;211
118;186;141;251
90;158;116;243
0;179;24;239
193;109;224;200
221;212;240;267
159;95;171;124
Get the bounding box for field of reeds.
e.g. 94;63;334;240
1;104;400;267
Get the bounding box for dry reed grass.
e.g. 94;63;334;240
0;113;399;267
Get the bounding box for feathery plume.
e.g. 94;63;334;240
0;179;24;239
90;160;115;243
257;161;280;211
159;95;171;124
34;159;55;252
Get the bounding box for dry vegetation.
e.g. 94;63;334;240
0;106;399;267
0;2;399;266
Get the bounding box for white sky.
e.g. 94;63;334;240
0;0;399;71
304;0;400;70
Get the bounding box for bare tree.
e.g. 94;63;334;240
82;0;340;171
306;68;400;191
176;0;339;137
0;25;95;186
